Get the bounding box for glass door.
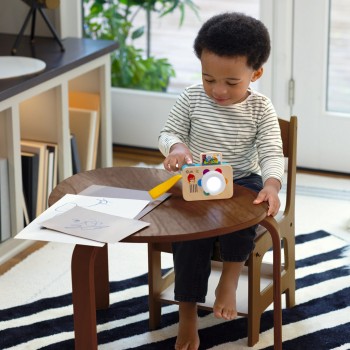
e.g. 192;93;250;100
293;0;350;173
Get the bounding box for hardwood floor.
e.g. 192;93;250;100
0;242;46;275
113;145;164;167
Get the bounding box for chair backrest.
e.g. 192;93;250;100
278;116;298;224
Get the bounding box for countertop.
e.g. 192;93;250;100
0;34;118;102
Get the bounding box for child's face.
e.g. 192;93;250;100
200;50;263;106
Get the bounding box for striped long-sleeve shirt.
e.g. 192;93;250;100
158;84;284;184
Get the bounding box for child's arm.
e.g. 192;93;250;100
163;143;193;172
253;177;281;217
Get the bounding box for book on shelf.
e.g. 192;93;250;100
0;158;11;242
21;151;39;222
69;91;100;171
69;108;99;172
21;140;47;217
70;133;81;175
46;143;58;206
21;140;58;218
22;191;30;227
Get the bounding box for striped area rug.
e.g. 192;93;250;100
0;230;349;350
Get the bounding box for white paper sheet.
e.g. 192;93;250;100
15;194;150;246
40;206;150;244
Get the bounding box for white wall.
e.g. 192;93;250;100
111;88;178;149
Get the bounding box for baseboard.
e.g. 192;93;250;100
297;167;350;179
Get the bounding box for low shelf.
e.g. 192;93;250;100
0;34;117;263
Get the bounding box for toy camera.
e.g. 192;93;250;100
148;152;234;201
181;152;233;201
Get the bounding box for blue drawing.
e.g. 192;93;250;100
65;218;109;231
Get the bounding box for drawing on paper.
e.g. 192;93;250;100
65;217;109;231
55;197;112;214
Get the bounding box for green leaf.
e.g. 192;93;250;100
131;26;145;40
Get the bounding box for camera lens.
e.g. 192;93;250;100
201;171;225;195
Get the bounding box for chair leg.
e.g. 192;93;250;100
247;314;261;347
284;263;296;309
285;286;296;309
283;235;296;308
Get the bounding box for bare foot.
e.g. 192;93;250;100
175;302;200;350
213;261;244;320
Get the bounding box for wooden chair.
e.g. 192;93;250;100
147;116;298;346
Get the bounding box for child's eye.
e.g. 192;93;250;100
227;82;239;86
205;79;215;84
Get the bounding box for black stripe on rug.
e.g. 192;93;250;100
0;273;150;322
261;322;350;350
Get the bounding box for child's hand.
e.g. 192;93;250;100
253;178;281;216
163;143;193;172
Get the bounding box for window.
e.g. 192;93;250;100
327;0;350;113
132;0;260;93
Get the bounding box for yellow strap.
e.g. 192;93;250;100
148;174;183;199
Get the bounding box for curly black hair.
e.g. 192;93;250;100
193;12;271;70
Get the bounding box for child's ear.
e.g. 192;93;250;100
251;67;264;82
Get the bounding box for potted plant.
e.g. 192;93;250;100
83;0;199;148
83;0;198;91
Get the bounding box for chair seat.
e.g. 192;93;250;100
158;262;275;316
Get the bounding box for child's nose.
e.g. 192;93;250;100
213;83;228;96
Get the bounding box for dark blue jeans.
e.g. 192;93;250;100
172;173;263;303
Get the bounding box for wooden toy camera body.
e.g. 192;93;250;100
181;152;233;201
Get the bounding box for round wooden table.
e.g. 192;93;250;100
48;167;282;350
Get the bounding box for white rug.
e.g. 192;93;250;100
1;231;349;350
1;172;350;349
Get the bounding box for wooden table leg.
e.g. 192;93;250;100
71;244;109;350
95;244;110;310
260;216;282;350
